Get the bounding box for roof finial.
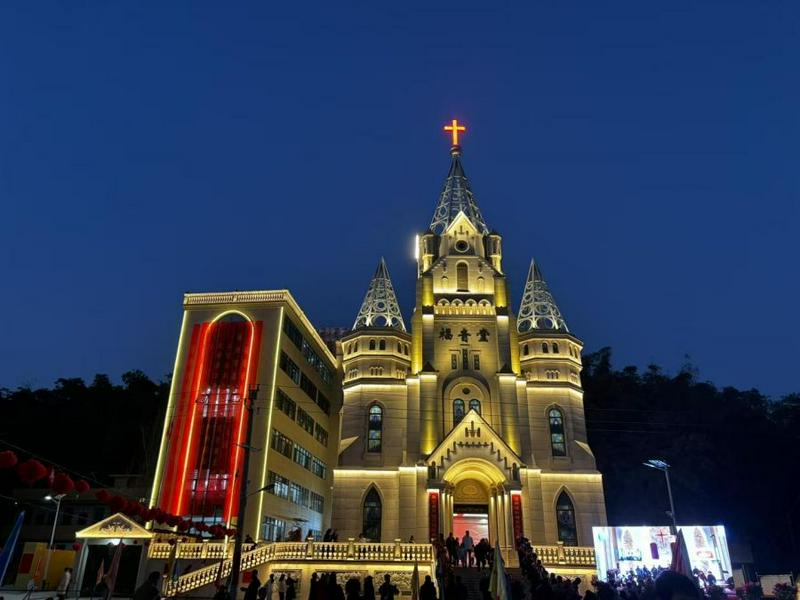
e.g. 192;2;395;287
443;118;466;154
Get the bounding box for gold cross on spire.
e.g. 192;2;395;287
443;118;466;147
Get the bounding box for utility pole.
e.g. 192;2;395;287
228;384;259;600
643;459;678;535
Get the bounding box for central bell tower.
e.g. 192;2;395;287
412;130;521;457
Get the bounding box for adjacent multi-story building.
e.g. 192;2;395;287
149;292;341;541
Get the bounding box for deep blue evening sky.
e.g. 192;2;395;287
1;2;797;396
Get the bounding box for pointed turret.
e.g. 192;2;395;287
429;147;489;235
517;259;569;333
352;258;406;331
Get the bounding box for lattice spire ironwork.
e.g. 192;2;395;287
429;146;489;236
517;259;569;333
352;258;406;331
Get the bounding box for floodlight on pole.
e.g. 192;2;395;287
43;493;66;590
643;459;678;535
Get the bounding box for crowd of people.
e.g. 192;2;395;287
441;530;494;569
210;571;417;600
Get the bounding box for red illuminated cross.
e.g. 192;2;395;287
443;119;466;146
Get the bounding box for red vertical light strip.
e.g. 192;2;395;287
428;492;440;542
158;323;205;513
174;322;213;515
511;494;524;547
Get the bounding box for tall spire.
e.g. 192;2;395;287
517;260;569;333
352;258;406;331
429;121;489;235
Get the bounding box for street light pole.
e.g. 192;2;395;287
228;384;259;600
643;459;678;535
43;494;65;590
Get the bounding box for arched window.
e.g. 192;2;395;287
404;344;409;355
367;405;382;452
345;344;350;354
354;341;359;351
379;339;386;350
556;491;578;546
456;262;469;291
542;343;549;353
552;343;559;353
363;487;382;541
549;408;566;456
523;344;529;356
397;342;402;353
453;399;465;424
369;339;376;351
469;399;481;414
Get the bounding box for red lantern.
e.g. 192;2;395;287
74;479;91;494
16;459;48;485
95;489;111;503
0;450;18;469
72;542;81;552
109;495;126;513
52;473;75;495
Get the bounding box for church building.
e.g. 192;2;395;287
148;121;607;558
332;123;607;548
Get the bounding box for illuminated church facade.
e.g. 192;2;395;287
149;122;607;553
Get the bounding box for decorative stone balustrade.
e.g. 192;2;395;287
154;539;438;597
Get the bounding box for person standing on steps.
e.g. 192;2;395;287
378;574;399;600
461;531;474;567
419;575;437;600
278;574;286;600
242;571;261;600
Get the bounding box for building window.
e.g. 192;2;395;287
354;341;359;351
451;354;458;370
369;339;376;350
456;262;469;291
462;349;469;369
367;404;383;453
363;487;382;541
279;352;302;385
311;457;327;479
397;342;402;353
271;429;293;458
546;369;560;380
314;423;329;446
293;445;313;470
523;344;529;356
262;516;286;542
556;491;578;546
552;343;559;353
541;343;549;354
469;399;481;414
379;339;386;350
473;354;480;370
404;344;409;355
549;408;566;456
297;407;315;434
453;399;465;424
276;390;296;420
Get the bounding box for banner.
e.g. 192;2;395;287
511;494;523;547
0;511;25;585
428;492;439;542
